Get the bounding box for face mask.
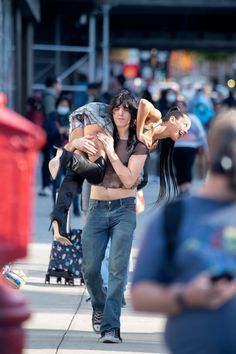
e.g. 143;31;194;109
166;93;176;103
57;106;70;115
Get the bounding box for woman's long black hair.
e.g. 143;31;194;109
109;89;138;152
157;106;184;203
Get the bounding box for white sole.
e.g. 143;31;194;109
99;336;121;343
92;324;101;334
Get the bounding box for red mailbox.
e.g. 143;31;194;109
0;93;46;354
0;93;45;265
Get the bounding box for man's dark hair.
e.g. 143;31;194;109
109;89;138;152
116;74;126;87
45;76;59;88
88;82;100;90
55;95;72;109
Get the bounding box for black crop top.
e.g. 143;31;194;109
98;139;149;189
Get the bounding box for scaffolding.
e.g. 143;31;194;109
0;0;14;108
32;4;111;94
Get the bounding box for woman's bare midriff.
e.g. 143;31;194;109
90;185;136;200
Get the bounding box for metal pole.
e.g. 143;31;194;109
101;4;110;93
15;4;22;113
26;22;34;98
58;55;88;81
33;44;91;53
88;14;96;83
55;16;61;76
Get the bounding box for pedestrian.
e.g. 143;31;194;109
80;90;190;343
188;83;215;131
38;76;62;197
43;95;70;202
173;97;209;195
157;88;178;116
48;94;190;245
131;109;236;354
81;89;148;343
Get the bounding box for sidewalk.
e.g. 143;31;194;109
14;164;169;354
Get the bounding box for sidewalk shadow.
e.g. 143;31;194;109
25;328;166;353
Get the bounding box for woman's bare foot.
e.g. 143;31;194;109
48;148;63;180
52;221;72;246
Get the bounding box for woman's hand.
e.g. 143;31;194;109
97;133;115;155
138;133;153;149
54;234;72;246
182;272;236;310
71;136;98;156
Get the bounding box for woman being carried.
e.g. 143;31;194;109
48;101;111;245
49;91;191;245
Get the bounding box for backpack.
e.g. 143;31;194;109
193;100;214;128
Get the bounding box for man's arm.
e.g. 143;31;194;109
109;153;147;189
131;274;236;315
97;133;147;188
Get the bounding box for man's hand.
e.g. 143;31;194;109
71;136;98;155
182;272;236;310
97;133;115;155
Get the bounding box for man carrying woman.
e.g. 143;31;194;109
48;89;191;342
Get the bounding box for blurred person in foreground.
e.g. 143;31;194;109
131;109;236;354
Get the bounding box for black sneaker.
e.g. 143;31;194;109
99;328;122;343
92;310;103;334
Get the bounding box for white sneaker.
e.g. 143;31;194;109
92;310;103;334
99;328;122;343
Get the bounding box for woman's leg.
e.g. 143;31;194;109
49;124;107;183
50;127;85;244
50;126;107;243
83;124;107;161
50;169;85;244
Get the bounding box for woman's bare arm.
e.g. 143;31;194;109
136;98;162;148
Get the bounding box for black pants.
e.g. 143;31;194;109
173;147;197;185
50;155;106;236
41;144;52;188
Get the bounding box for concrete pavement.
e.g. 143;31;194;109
13;155;170;354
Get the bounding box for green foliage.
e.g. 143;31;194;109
196;52;231;62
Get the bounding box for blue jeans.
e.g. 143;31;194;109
101;239;129;291
101;239;110;289
81;197;136;334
